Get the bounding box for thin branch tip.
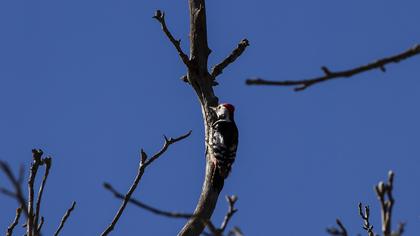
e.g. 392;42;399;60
54;201;76;236
101;130;191;235
247;43;420;91
153;9;190;67
6;207;22;236
211;38;250;80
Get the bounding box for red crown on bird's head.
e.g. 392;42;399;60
221;103;235;114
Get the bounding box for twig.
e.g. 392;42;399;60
6;207;22;236
219;195;238;232
211;39;250;80
153;10;191;67
0;161;29;216
54;201;76;236
203;195;239;236
27;149;44;236
327;219;348;236
103;183;193;218
375;171;395;236
34;157;52;235
358;203;375;236
101;130;191;236
246;44;420;91
37;217;44;233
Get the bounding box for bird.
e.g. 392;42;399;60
210;103;239;180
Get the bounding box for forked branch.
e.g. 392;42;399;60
27;149;51;236
375;171;395;236
358;203;375;236
104;183;240;236
219;195;238;233
101;130;191;236
34;156;52;235
246;44;420;91
153;1;245;235
153;10;191;67
2;150;75;236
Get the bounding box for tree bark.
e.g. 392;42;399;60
178;0;222;235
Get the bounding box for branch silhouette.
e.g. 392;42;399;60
101;131;192;236
246;44;420;91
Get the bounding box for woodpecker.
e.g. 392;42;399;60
210;103;238;179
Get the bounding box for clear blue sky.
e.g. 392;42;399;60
1;1;420;235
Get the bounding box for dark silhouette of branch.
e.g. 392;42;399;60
104;182;239;236
327;219;348;236
34;157;52;236
37;216;44;233
211;39;250;81
219;195;238;233
27;149;50;236
375;171;395;236
53;201;76;236
358;203;375;236
101;130;191;236
6;207;22;236
153;10;191;67
329;171;404;236
0;161;29;217
2;151;75;236
103;183;194;218
246;44;420;91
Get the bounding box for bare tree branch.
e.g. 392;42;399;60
327;219;348;236
34;157;52;235
177;1;226;235
210;39;250;80
104;183;240;236
153;10;191;67
0;161;29;217
219;195;238;232
101;130;191;236
27;149;45;236
37;216;44;233
103;183;194;218
54;201;76;236
153;1;246;235
6;207;22;236
358;203;375;236
375;171;395;236
246;44;420;91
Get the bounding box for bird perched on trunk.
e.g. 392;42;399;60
210;103;239;180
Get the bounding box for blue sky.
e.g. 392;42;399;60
1;0;420;235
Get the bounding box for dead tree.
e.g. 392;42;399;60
151;1;248;235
